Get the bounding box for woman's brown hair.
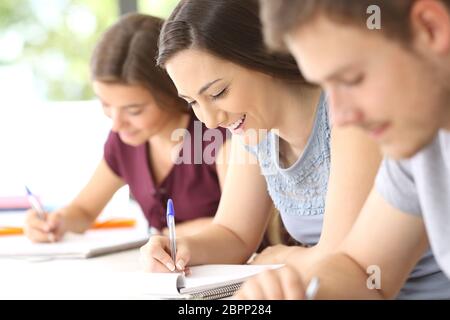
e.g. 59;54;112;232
157;0;311;85
91;13;188;114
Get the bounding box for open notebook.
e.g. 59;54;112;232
139;264;283;300
0;228;149;258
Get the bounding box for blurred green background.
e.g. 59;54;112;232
0;0;179;101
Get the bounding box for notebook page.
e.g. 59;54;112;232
0;229;148;258
180;264;283;295
139;265;283;299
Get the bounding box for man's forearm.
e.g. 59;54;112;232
303;253;385;299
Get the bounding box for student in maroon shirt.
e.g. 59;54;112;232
24;13;229;242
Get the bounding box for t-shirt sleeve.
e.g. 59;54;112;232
103;131;122;178
375;157;422;216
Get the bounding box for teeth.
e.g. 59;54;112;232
228;115;246;130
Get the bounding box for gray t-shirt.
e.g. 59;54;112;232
376;130;450;299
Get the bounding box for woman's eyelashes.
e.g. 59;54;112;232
186;86;229;108
211;86;229;101
128;108;144;116
341;74;365;87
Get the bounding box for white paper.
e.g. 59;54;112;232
143;264;283;298
0;228;149;258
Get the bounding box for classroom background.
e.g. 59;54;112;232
0;0;179;213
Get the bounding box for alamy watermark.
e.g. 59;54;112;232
367;265;382;290
169;120;280;175
367;5;382;30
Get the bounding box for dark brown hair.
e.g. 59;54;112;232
157;0;310;85
260;0;450;51
91;13;188;114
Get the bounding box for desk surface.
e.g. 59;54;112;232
0;249;147;299
0;200;152;299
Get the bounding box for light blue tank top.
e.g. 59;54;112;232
245;92;450;299
246;93;330;246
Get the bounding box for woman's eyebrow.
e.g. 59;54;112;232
121;103;146;109
198;78;223;95
178;78;223;99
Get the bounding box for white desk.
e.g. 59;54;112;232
0;249;149;299
0;204;151;299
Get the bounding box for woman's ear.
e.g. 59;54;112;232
410;0;450;55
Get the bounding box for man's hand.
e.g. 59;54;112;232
234;265;306;300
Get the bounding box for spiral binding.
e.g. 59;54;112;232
187;282;243;300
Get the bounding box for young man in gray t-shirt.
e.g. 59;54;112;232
235;0;450;299
376;131;450;277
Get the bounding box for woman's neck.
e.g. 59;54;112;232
266;81;322;153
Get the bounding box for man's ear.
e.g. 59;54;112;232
410;0;450;55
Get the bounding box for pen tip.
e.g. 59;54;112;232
25;186;32;195
167;199;174;216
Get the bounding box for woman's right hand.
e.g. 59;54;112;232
140;235;191;273
24;209;67;243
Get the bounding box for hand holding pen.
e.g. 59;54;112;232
140;198;191;273
25;186;46;220
23;186;64;243
165;199;189;273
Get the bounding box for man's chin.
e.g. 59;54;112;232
381;141;429;160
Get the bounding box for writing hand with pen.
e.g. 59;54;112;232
140;199;191;274
23;187;66;243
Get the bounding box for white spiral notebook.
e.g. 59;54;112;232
141;264;283;300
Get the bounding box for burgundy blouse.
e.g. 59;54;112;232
104;113;229;230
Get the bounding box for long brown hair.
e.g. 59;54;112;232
91;13;188;114
157;0;310;85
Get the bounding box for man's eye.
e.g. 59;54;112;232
342;74;364;86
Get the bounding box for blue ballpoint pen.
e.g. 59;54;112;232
166;199;177;268
25;186;46;220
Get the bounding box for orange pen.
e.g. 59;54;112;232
0;218;136;237
91;218;136;229
0;227;24;236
